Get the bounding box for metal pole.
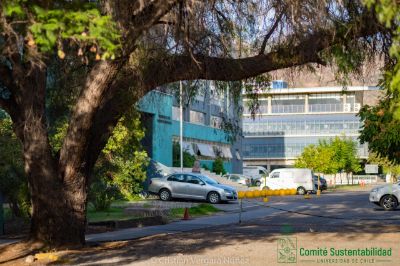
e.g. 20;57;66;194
180;81;183;172
239;199;243;224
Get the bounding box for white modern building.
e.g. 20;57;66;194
242;81;382;171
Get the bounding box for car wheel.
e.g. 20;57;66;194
380;195;398;211
297;187;306;195
159;189;171;201
262;186;270;190
207;191;221;204
255;180;261;186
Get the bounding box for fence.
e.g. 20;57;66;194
323;174;378;186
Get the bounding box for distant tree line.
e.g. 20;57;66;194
295;137;361;184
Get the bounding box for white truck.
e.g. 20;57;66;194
259;168;316;195
243;166;269;186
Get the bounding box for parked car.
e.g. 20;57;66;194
243;166;268;186
222;174;251;186
259;168;317;195
369;183;400;210
148;172;237;204
141;160;175;198
313;175;327;191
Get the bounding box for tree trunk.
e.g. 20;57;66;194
5;61;89;247
23;117;88;247
29;175;87;247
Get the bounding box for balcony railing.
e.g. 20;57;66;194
271;105;305;113
309;103;343;113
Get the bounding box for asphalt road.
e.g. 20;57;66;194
79;191;400;265
214;190;400;233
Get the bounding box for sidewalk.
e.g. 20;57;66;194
0;200;273;247
0;238;20;247
86;202;280;242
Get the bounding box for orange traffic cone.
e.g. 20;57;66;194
182;207;190;220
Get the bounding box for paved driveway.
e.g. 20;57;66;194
86;190;400;242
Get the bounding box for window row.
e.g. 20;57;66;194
243;143;368;158
243;120;362;136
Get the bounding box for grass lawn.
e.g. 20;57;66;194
327;184;371;191
87;207;136;223
169;203;220;219
87;203;221;223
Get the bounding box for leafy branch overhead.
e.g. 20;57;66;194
3;0;121;60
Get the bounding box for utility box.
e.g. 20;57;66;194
0;192;4;235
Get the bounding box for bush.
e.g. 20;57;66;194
172;142;196;167
88;178;120;211
0;118;31;218
212;157;226;175
202;164;210;171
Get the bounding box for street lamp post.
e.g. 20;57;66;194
180;81;183;172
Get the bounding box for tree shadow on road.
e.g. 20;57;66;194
45;212;400;265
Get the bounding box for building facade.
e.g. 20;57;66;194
242;81;382;171
138;81;243;174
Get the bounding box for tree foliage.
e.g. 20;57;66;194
94;110;149;201
2;0;120;59
368;152;400;180
0;0;393;246
172;142;196;168
0;118;30;218
212;157;226;175
294;144;338;174
359;2;400;164
295;137;361;175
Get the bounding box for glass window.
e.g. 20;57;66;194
230;175;240;181
190;110;205;125
211;115;223;128
271;172;280;178
309;93;343;112
200;175;218;185
167;174;186;182
186;175;204;185
172;106;180;121
271;94;305;113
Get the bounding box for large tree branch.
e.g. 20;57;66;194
82;6;382;180
259;11;284;55
59;0;179;180
84;73;145;177
146;11;381;85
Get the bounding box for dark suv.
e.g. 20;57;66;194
313;176;327;191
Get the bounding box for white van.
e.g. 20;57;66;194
243;166;269;186
259;168;316;195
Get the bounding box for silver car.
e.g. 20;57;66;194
369;182;400;210
148;172;237;204
223;174;251;186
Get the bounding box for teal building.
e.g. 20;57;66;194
138;85;243;174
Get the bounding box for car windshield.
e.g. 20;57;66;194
154;161;174;176
200;175;219;185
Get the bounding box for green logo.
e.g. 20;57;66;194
277;237;297;263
